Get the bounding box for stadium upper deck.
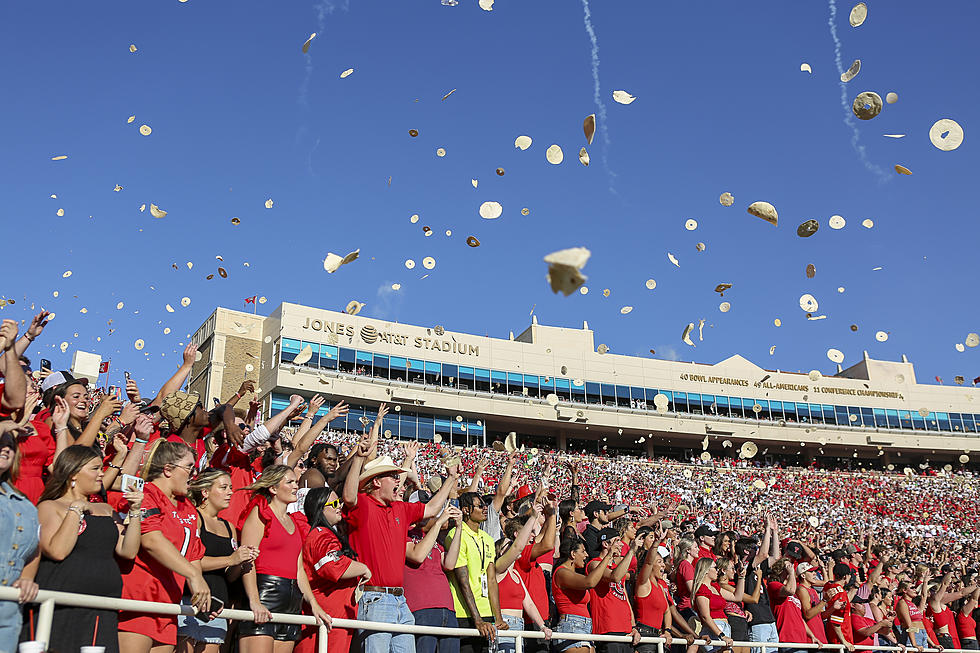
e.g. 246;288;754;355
189;303;980;467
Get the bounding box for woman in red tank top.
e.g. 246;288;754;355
896;579;930;648
238;464;307;651
552;537;617;653
928;573;973;649
958;587;980;650
492;536;552;652
635;538;698;653
693;557;742;651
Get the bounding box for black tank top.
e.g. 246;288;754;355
198;511;236;604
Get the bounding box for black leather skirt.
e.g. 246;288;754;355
237;574;303;641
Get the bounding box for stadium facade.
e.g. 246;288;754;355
189;303;980;468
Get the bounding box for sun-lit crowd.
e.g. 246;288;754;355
2;312;979;653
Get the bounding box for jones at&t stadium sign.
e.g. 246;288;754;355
302;318;481;357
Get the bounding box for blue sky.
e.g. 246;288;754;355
1;0;977;388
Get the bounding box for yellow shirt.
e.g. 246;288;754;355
447;524;495;618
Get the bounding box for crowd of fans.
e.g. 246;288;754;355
1;311;979;653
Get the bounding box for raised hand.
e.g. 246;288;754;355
238;379;256;396
26;310;51;341
325;400;349;422
403;440;420;465
0;319;18;351
125;378;142;403
118;401;139;427
307;394;326;416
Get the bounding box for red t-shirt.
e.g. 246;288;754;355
344;493;424;588
696;582;728;620
851;613;875;651
119;482;205;645
303;526;358;653
589;558;633;634
675;559;695;609
769;581;808;644
517;542;550;621
824;582;853;645
636;577;672;629
212;443;259;525
697;545;717;561
958;610;977;640
404;529;454;612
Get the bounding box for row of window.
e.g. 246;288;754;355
270;395;485;443
276;338;980;435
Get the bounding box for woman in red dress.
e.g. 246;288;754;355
10;388;55;503
297;486;370;653
119;440;212;653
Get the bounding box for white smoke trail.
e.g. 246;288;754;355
828;0;888;182
581;0;617;192
299;0;349;107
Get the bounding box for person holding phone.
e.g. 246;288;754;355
179;469;259;653
30;445;144;653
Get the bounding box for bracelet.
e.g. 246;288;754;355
107;463;122;470
134;438;148;444
128;510;142;519
233;392;241;399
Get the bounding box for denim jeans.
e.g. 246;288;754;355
415;608;460;653
498;614;525;653
749;621;779;653
356;591;417;653
553;614;593;652
909;629;930;648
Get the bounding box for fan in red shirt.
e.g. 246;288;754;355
824;564;856;650
588;526;642;650
342;403;461;653
673;539;698;618
118;440;211;653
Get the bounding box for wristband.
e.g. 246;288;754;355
134;438;148;444
128;510;142;519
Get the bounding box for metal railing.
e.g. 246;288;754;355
1;587;970;653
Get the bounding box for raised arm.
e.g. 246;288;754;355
342;432;371;508
261;393;307;437
465;458;487;494
492;452;517;512
406;507;460;564
423;460;461;520
530;498;557;558
556;540;618;591
0;320;26;414
150;343;198;407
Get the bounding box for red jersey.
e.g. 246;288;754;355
824;582;853;645
303;526;358;653
769;581;808;644
636;577;672;629
212;443;257;524
589;557;633;634
119;482;205;645
344;493;424;588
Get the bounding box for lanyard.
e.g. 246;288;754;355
463;526;489;572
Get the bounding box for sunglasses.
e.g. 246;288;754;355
323;498;342;510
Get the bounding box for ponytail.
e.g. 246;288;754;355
141;439;194;481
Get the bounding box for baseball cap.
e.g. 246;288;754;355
585;500;612;518
784;541;806;560
797;562;817;574
598;527;619;544
516;484;534;500
694;524;719;539
40;370;87;393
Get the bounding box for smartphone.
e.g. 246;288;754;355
124;370;131;381
121;474;145;493
40;359;52;372
108;385;117;396
208;597;225;616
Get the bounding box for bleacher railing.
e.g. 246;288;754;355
1;587;969;653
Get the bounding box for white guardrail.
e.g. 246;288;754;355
1;586;971;653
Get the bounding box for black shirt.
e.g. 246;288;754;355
582;523;603;559
744;559;776;625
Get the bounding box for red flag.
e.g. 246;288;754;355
935;376;943;385
973;376;980;386
244;295;257;305
99;361;110;374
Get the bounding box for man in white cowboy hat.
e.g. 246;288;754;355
343;403;461;653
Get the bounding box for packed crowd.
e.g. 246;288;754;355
1;312;979;653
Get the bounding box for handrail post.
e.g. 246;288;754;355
657;638;664;653
515;632;523;653
35;597;56;647
317;622;330;653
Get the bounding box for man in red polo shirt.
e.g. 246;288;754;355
343;403;460;653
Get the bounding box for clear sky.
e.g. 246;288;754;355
1;0;977;388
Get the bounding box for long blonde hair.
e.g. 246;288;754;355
187;469;231;506
692;556;716;596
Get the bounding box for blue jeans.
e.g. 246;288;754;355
414;608;460;653
498;615;525;653
553;614;593;652
749;621;779;653
357;591;416;653
909;629;930;648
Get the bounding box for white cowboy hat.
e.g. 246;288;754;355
358;456;406;486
